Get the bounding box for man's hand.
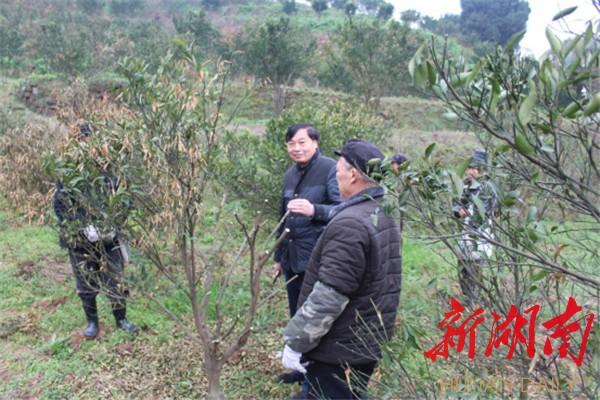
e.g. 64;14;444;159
287;199;315;217
458;208;468;218
281;345;307;373
272;262;282;281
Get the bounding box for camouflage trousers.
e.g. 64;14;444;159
68;242;129;322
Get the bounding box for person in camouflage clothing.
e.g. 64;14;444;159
53;124;136;339
280;139;402;400
453;149;498;305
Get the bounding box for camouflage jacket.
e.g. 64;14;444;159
453;177;498;231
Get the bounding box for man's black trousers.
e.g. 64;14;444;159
284;269;305;317
297;359;377;400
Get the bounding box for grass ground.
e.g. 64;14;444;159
0;197;454;399
5;72;593;399
0;73;473;399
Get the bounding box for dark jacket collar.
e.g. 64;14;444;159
296;149;321;172
328;186;384;220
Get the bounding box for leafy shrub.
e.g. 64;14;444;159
172;8;222;59
126;22;170;70
109;0;143;16
222;99;389;216
77;0;105;13
0;20;24;60
34;17;94;77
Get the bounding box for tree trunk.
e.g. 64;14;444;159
273;83;286;116
205;356;224;400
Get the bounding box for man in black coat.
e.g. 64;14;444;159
273;124;341;318
53;124;136;339
273;123;341;386
281;139;402;399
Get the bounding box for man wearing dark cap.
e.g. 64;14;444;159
281;139;402;399
390;152;408;173
53;123;136;339
453;149;498;304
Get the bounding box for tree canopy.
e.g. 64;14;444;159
235;17;315;114
460;0;530;45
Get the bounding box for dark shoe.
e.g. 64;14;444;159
290;385;308;400
116;319;137;334
83;321;99;339
290;391;304;400
278;370;305;384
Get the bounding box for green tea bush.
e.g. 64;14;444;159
222;98;389;217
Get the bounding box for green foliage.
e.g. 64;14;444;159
322;18;423;109
421;14;461;36
125;22;171;70
419;13;497;56
236;16;314;84
279;0;297;15
87;71;128;93
0;18;24;60
109;0;144;16
376;2;393;21
173;8;222;58
235;17;315;114
77;0;105;13
406;16;600;396
222;99;388;216
202;0;220;9
311;0;328;15
34;18;94;77
44;133;132;243
400;9;420;25
460;0;531;46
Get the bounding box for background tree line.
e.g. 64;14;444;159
7;1;598;399
0;0;531;115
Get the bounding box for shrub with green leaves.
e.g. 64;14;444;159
77;0;105;13
222;99;389;217
34;18;94;77
109;0;143;16
392;8;600;398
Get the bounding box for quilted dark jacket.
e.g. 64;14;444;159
297;186;402;365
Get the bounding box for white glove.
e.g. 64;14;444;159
84;225;100;242
281;345;307;374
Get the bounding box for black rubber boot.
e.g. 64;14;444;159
83;321;99;339
113;307;137;334
80;295;99;339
